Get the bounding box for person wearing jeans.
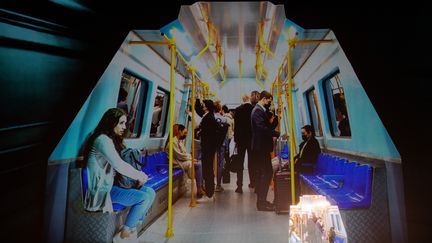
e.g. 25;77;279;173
111;185;156;233
82;108;155;242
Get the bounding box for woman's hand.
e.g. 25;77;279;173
137;172;148;187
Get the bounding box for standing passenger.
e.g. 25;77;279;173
195;99;218;202
214;100;228;192
82;108;155;242
251;91;281;211
234;92;257;191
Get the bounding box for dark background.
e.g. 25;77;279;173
0;0;430;241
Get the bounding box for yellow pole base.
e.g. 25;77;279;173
165;229;174;238
189;200;196;208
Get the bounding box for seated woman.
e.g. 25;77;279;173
165;124;205;198
82;108;156;243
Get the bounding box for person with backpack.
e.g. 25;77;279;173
213;101;229;192
82;108;155;242
195;98;218;202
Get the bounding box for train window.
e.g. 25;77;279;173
322;71;351;137
305;88;323;136
117;71;148;138
150;88;169;138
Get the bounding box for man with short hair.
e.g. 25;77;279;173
294;125;321;173
251;91;281;211
234;93;255;192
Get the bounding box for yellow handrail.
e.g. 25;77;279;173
165;36;176;238
190;67;197;207
286;40;296;204
276;66;282;133
258;20;274;57
197;21;212;58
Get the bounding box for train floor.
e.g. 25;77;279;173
139;170;290;243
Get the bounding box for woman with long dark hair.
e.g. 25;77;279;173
83;108;155;242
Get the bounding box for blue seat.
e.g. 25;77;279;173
82;151;184;212
300;153;373;209
279;144;290;159
141;151;183;191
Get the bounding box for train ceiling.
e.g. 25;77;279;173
134;1;331;86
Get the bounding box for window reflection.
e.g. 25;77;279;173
323;71;351;137
150;88;169;138
117;71;147;138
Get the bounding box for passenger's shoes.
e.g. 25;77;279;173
257;204;274;211
235;187;243;193
215;185;224;192
113;232;132;243
257;205;274;211
257;201;275;211
197;195;215;203
197;187;206;198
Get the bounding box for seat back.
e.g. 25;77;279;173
82;167;88;198
342;162;357;189
352;164;373;196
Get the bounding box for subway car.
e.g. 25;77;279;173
0;1;429;243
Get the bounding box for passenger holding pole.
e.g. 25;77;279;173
213;100;228;192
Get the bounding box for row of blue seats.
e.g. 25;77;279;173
82;151;183;212
300;153;373;209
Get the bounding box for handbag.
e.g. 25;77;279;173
222;166;231;183
226;145;242;173
114;148;146;189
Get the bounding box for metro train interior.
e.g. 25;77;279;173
0;1;429;242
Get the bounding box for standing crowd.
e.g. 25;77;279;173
82;90;321;242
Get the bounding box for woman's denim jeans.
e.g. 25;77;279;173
110;186;156;231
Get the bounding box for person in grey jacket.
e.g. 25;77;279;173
83;108;155;242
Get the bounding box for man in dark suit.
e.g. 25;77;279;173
294;125;321;173
195;99;218;201
251;91;281;211
234;94;254;192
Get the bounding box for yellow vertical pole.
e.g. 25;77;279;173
165;37;175;238
287;40;296;204
276;66;282;133
190;68;197;207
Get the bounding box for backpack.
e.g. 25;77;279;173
214;117;228;147
114;148;146;189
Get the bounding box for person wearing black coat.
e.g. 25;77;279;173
195;98;218;199
294;125;321;173
234;94;254;191
251;91;281;211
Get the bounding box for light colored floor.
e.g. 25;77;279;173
139;170;290;243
